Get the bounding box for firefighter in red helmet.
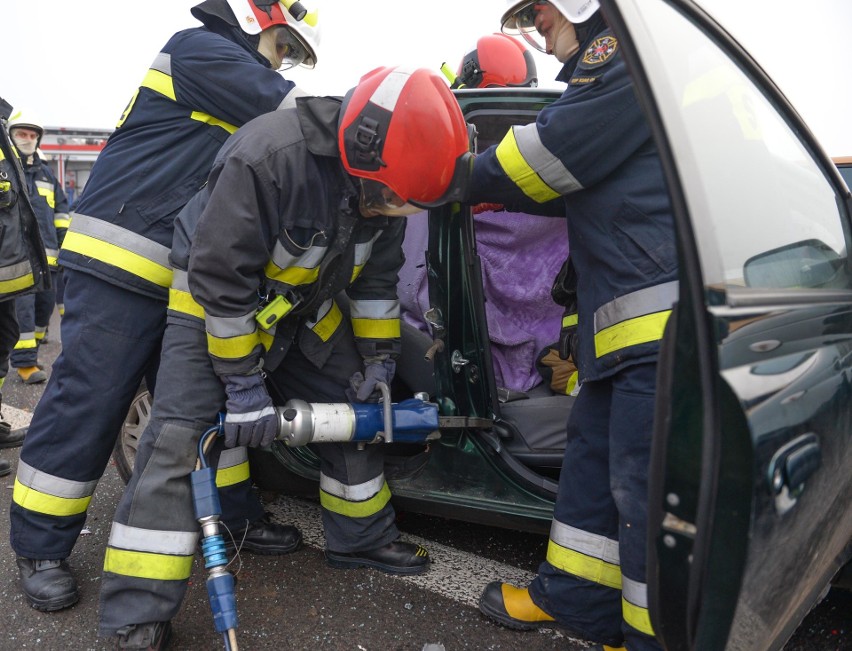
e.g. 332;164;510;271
450;32;538;89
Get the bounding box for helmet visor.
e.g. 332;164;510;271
275;26;309;69
359;179;422;218
503;2;549;53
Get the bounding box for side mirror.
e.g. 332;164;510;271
743;239;843;289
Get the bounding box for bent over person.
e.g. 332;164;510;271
97;66;472;647
11;0;320;614
472;2;676;651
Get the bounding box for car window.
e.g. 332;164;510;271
631;0;851;295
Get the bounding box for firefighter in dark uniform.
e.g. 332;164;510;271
474;3;675;651
10;0;321;614
7;111;69;385
0;100;50;475
97;66;472;647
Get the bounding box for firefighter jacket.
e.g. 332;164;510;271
19;153;68;270
469;22;678;383
0;131;49;300
170;97;404;377
60;23;302;301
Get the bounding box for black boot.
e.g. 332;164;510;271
325;539;430;575
0;422;26;449
16;557;79;611
0;457;10;477
224;512;302;555
115;621;172;650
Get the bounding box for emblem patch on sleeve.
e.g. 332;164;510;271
580;35;618;69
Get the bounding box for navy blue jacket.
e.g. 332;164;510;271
21;155;68;269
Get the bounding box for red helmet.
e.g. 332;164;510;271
454;33;537;89
339;67;472;211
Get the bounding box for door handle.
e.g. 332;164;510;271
766;432;821;516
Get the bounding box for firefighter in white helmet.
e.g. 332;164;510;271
6;110;69;386
97;66;472;647
472;2;673;651
11;0;321;626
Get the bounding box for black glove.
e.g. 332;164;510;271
221;373;278;448
347;356;396;403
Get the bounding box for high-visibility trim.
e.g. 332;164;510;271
320;479;392;518
206;312;257;339
594;310;671;358
169;271;204;319
35;326;47;341
351;317;400;340
103;547;194;581
496;127;559;202
546;519;622;589
12;479;92;517
349;299;399;321
189;111;238;134
45;248;59;267
265;240;326;286
512;123;583;195
225;407;275;423
215;447;251;487
54;213;71;229
0;260;35;294
62;213;173;287
206;312;261;359
350;234;380;284
349;298;401;339
109;522;198;556
306;299;343;342
565;371;579;395
622;575;655;635
140;58;176;101
320;472;386;502
562;313;578;328
14;333;36;350
15;460;98;498
36;180;56;208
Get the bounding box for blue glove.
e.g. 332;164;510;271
347;356;396;403
221;373;278;448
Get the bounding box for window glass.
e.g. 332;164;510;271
634;1;849;293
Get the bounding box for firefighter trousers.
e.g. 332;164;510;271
0;298;19;387
11;269;56;368
529;362;662;651
10;270;263;561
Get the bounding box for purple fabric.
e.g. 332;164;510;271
399;211;568;392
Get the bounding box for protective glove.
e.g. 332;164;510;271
221;372;278;448
346;356;397;403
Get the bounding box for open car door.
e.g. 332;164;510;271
602;0;852;649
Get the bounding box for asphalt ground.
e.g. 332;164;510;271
0;308;848;650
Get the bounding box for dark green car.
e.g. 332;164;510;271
116;0;852;648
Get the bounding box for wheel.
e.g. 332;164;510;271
113;381;150;484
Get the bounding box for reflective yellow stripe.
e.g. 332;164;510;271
495;128;560;203
565;371;579;395
265;263;320;286
311;301;343;342
37;186;56;209
189;111;238;134
103;547;193;581
594;310;671;358
12;478;92;516
55;216;71;228
545;539;622;589
62;231;173;287
351;317;401;340
168;287;205;319
350;264;365;284
0;271;35;294
141;68;176;100
207;331;261;360
215;460;250;488
622;596;654;635
14;338;36;350
562;313;578;328
319;481;392;518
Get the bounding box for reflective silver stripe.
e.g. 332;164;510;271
108;521;198;555
269;239;326;271
348;299;400;320
171;269;190;292
278;86;307;110
550;519;620;565
35;180;52;192
513;123;583;195
218;447;249;469
0;260;33;282
68;213;171;268
151;51;171;75
45;248;59;259
16;460;98;499
622;575;648;608
320;471;386;502
353;233;381;266
205;312;257;338
304;298;334;329
225;407;275;423
594;281;679;333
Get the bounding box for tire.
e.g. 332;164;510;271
113;381;150;484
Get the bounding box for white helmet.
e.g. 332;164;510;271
225;0;320;68
501;0;599;52
8;109;44;154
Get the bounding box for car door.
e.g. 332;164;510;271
601;0;852;649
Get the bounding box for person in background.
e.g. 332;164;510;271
98;65;472;648
0;99;50;479
472;2;676;651
6;111;69;385
10;0;320;618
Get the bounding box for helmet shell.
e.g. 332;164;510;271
456;33;537;88
339;67;472;207
501;0;600;30
8;109;44;147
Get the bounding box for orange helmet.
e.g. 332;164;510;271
454;33;537;89
339;67;473;211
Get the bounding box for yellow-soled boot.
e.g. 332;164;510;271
17;366;47;384
589;646;628;651
479;581;556;630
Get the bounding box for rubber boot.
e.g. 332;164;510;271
16;557;79;611
479;581;556;630
17;366;47;384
